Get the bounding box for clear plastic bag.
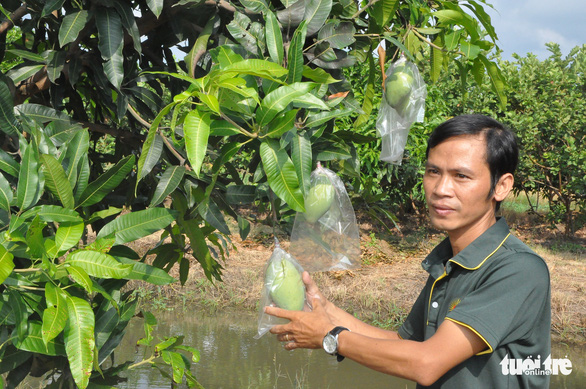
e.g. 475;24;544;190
255;240;308;339
376;55;427;165
289;165;361;272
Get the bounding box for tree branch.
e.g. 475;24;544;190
0;4;29;35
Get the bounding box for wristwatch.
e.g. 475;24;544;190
322;326;350;362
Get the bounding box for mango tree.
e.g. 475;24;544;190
0;0;503;387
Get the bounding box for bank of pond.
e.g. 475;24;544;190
116;311;585;389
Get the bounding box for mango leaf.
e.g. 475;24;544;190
198;200;230;236
226;12;258;56
66;251;133;279
14;321;66;356
41;154;75;209
277;0;305;27
15;103;71;125
97;207;179;245
26;215;46;259
23;205;83;223
46;50;66;83
103;47;124;90
430;35;445;83
113;1;142;53
184;110;211;178
94;302;120;351
220;59;288;82
216;78;260;104
42;283;68;345
259;140;304;212
161;350;187;384
316;145;352;160
76;155;134;208
301;66;338;84
0;245;15;284
66;265;93;292
209;120;241;136
62;129;90;188
225;185;257;204
462;1;498;41
306;108;352;128
265;10;284;65
146;0;164;18
317;20;356;49
96;7;123;60
478;54;507;109
8;289;29;342
291;133;312;196
0;173;13;212
180;219;222;281
261;109;298;138
287;21;306;84
257;85;309;127
0;80;19;135
0;148;20;177
150;166;186;207
241;0;269;12
433;9;479;42
354;54;375;128
136;101;175;186
6;49;45;63
370;0;399;29
237;215;251;240
304;0;332;36
460;41;481;59
16;143;42;211
185;16;216;77
64;295;95;389
49;221;84;257
117;257;176;285
42;0;66;18
58;10;89;47
6;64;44;84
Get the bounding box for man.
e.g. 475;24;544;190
265;115;551;388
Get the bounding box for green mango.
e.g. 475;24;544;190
304;181;335;223
266;259;305;311
384;66;415;114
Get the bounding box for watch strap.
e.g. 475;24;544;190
329;326;349;362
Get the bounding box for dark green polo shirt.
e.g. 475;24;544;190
398;218;551;388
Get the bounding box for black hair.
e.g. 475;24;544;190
426;114;519;211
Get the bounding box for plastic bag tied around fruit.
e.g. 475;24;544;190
289;164;361;272
255;240;308;339
376;55;427;165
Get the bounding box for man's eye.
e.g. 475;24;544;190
456;174;468;179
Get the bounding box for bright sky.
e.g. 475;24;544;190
484;0;585;60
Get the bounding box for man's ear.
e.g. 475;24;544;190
494;173;514;202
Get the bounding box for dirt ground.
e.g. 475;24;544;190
128;209;586;345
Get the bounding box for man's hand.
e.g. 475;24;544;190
266;297;334;351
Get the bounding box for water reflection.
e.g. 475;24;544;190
116;311;584;389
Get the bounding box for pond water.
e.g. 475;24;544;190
115;310;586;389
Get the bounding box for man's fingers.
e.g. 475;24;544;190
264;305;294;320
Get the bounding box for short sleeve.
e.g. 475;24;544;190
398;280;430;341
446;252;550;352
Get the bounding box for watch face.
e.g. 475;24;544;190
323;334;337;354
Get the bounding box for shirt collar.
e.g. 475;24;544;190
422;218;511;278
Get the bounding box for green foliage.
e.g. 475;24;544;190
503;44;586;234
0;116;200;387
0;0;504;386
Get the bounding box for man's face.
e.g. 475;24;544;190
423;134;497;243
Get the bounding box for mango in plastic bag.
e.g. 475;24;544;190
304;180;335;223
385;65;414;114
265;258;305;311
